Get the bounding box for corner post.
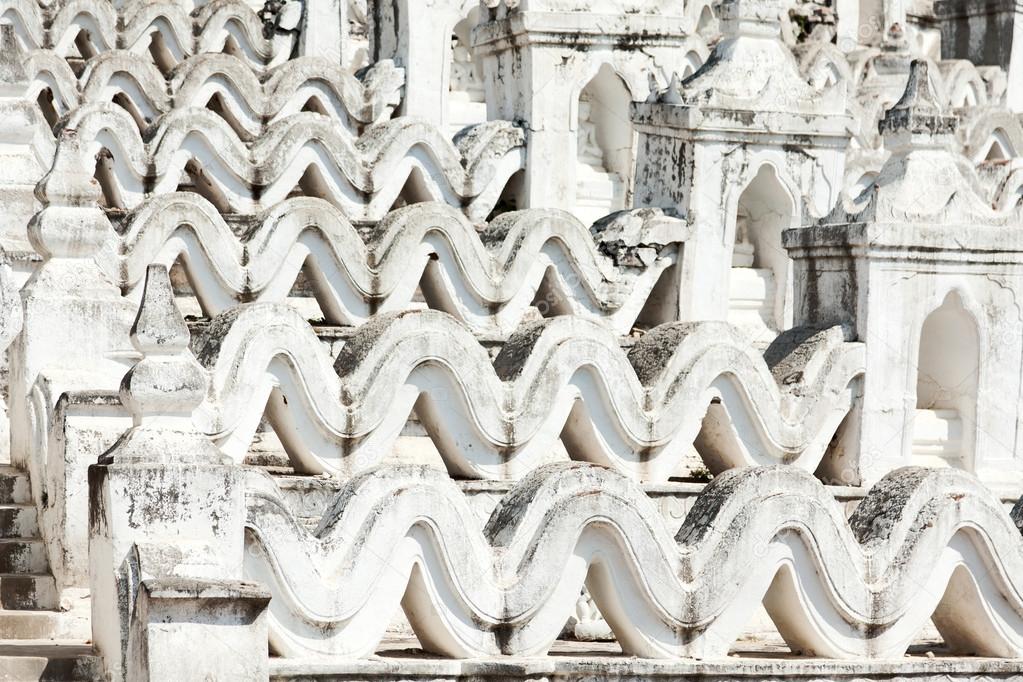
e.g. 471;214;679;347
89;265;268;682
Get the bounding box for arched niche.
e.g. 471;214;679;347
681;51;703;78
447;6;486;136
727;165;794;344
911;291;979;471
986;139;1008;162
982;129;1014;163
695;3;717;36
575;63;634;225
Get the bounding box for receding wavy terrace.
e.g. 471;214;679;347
192;306;864;480
244;463;1023;660
23;50;403;137
1;0;285;66
58;103;525;220
99;196;684;335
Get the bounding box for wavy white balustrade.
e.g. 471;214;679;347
994;167;1023;211
59;103;524;221
97;196;683;334
192;306;864;480
25;51;403;136
244;462;1023;660
797;42;1009;164
958;109;1023;163
1;0;289;67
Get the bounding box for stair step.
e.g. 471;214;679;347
0;574;57;611
0;468;87;648
0;640;100;681
0;504;38;539
0;469;31;505
0;612;90;641
0;540;47;574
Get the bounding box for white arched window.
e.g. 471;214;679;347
574;64;634;225
912;291;979;471
727;165;794;344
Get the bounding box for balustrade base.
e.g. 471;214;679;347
270;640;1023;681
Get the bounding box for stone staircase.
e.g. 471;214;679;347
0;466;101;681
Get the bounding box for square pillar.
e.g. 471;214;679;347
935;0;1023;111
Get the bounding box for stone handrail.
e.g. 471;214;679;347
23;51;403;136
1;0;288;66
244;462;1023;659
192;305;864;480
58;103;526;220
100;197;683;335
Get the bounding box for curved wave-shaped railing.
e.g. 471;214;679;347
1;0;290;67
24;50;404;136
192;306;864;480
795;41;853;97
58;103;525;220
844;52;1009;157
244;462;1023;659
993;166;1023;211
938;59;994;109
958;108;1023;164
99;196;683;334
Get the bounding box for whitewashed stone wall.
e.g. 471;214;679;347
1;0;1023;680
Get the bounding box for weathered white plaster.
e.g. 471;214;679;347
3;0;1023;679
190;305;862;480
474;0;707;223
99;199;685;335
787;60;1023;490
244;462;1023;659
89;264;268;682
632;0;850;342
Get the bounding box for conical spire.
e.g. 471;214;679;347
878;59;957;138
121;265;204;423
658;73;685;105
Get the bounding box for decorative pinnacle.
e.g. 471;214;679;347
658;73;685;105
878;60;957;138
131;264;191;356
28;129;110;260
120;264;206;425
33;130;102;209
104;264;224;464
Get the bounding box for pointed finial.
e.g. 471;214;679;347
658;73;685;105
28;129;111;261
103;265;223;464
647;72;660;98
130;264;191;356
121;265;205;424
878;60;957;138
33;130;102;209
